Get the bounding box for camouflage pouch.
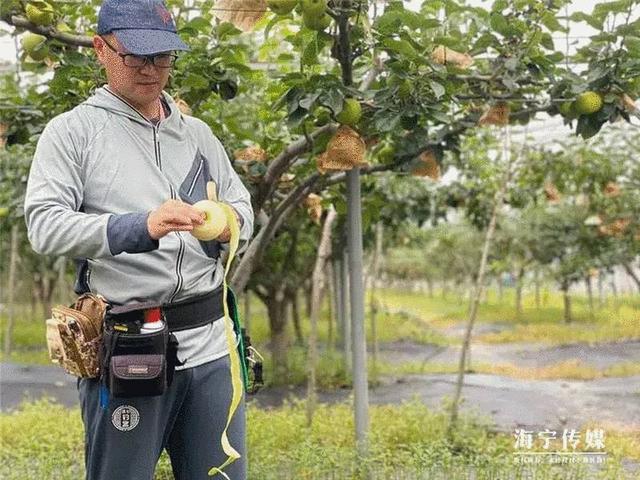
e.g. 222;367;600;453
45;293;109;378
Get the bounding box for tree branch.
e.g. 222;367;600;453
7;15;93;48
253;123;337;212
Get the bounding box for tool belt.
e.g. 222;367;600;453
45;286;263;398
45;287;223;381
100;287;226;398
106;285;225;333
46;293;109;378
101;317;181;398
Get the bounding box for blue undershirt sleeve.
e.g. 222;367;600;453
107;212;159;255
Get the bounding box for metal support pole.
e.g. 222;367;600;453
347;168;369;458
333;258;343;350
341;249;351;371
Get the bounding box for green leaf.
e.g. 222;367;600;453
375;10;431;34
264;14;291;40
490;13;511;36
473;33;498;52
545;52;564;63
186;16;212;33
381;39;417;58
183;73;209;90
625;36;640;56
429;80;445;99
320;89;343;114
215;22;242;39
569;12;602;30
287;107;308;127
299;92;320;110
504;57;519;71
593;0;633;20
576;114;601;140
492;0;508;13
540;32;555;51
615;19;640;37
428;110;450;123
541;12;566;33
373;111;401;133
301;34;328;66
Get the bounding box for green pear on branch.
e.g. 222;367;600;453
25;1;55;26
300;0;326;16
21;32;49;61
303;12;331;31
267;0;298;15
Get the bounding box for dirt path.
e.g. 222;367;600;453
379;339;640;369
2;361;639;435
2;315;639;436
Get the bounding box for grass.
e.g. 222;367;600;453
243;296;452;347
0;398;637;479
378;359;640;381
378;289;640;345
0;296;452;367
0;307;50;365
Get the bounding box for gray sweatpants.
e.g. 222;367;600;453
78;354;246;480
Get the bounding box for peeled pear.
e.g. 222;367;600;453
191;200;228;241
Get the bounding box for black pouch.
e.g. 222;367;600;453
101;313;181;398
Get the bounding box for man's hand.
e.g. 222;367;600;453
147;199;205;240
215;206;240;243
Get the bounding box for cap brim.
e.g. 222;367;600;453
113;29;189;56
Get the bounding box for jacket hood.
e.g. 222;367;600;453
83;85;180;127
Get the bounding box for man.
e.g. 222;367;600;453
23;0;253;478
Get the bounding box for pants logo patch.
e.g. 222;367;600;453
111;405;140;432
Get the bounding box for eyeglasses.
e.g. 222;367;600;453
100;37;178;68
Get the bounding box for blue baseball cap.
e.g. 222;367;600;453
97;0;189;56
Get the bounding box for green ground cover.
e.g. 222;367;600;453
378;289;640;345
0;398;636;480
0;294;452;366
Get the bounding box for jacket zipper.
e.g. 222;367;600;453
153;125;185;303
187;158;204;197
104;87;186;303
85;263;92;292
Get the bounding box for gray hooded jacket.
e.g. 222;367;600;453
25;86;254;366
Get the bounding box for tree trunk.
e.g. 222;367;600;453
291;291;303;346
304;280;312;319
449;126;515;433
597;271;605;308
534;267;541;309
30;286;37;320
481;284;488;304
266;287;289;380
333;258;343;350
515;266;525;320
56;257;67;306
307;208;336;425
622;262;640;293
466;278;474;311
0;228;4;305
3;225;19;355
609;273;618;311
585;275;594;320
33;260;57;320
326;263;334;351
244;290;251;333
561;281;572;324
